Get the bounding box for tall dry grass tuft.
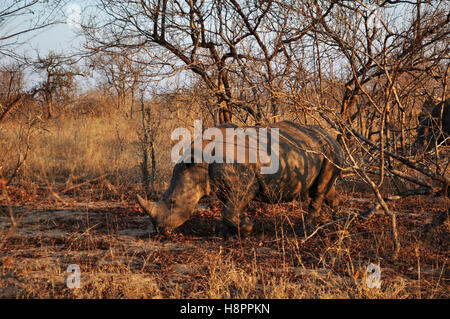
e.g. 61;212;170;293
1;116;133;182
31;117;140;183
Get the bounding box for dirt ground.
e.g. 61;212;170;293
0;185;448;299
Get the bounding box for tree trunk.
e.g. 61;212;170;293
218;99;232;124
46;91;53;118
341;86;358;124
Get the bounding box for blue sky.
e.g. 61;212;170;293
21;22;81;57
13;1;85;58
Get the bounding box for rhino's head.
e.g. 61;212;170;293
137;162;210;233
415;112;433;151
415;99;450;153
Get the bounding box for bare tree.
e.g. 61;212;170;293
88;50;147;118
0;62;42;185
138;89;157;199
84;0;337;124
0;1;69;122
0;62;25;122
32;52;81;118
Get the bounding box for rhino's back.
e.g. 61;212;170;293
430;99;450;133
255;121;343;202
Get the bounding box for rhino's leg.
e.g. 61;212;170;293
324;184;340;219
305;159;338;232
221;196;255;237
324;184;339;208
211;163;259;237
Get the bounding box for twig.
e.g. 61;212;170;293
386;168;433;189
302;186;443;244
60;174;109;194
0;181;31;250
6;141;31;186
302;204;380;244
349;124;449;187
320;111;450;188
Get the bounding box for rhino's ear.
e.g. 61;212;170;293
136;194;157;218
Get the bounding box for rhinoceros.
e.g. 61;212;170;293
136;120;344;236
416;98;449;152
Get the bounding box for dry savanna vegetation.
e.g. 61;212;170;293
0;0;449;299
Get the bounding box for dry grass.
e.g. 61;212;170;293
0;110;448;299
1;115;140;183
0;197;447;298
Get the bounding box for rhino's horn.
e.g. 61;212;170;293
136;194;157;229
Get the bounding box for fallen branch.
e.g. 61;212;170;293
303;186;444;244
302;204;381;244
320;111;450;188
60;174;109;194
391;169;433;188
348;125;450;187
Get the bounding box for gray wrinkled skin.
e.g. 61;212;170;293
137;121;344;236
416;99;449;152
